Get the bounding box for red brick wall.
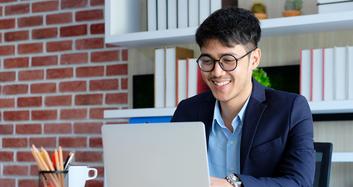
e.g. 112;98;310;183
0;0;128;186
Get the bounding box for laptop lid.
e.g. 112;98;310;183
102;122;210;187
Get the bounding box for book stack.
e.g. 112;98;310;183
147;0;237;31
300;46;353;102
154;47;209;108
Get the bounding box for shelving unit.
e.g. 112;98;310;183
105;4;353;47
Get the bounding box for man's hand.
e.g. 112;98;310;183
210;176;234;187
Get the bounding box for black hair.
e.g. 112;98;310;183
195;7;261;49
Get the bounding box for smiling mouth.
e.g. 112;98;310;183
211;80;231;86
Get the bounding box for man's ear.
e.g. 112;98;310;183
250;48;261;70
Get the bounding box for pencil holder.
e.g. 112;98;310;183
39;170;68;187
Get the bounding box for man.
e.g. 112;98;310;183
171;8;315;187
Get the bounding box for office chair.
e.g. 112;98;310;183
313;142;333;187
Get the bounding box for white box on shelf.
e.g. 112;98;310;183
147;0;157;31
199;0;210;24
333;47;347;100
348;46;353;100
167;0;177;29
178;0;188;28
189;0;199;27
157;0;167;30
300;49;312;101
317;0;353;14
155;48;166;108
312;48;323;101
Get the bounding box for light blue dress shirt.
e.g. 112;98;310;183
207;98;249;178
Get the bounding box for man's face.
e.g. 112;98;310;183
199;39;260;104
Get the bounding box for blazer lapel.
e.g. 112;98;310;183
240;80;268;172
198;91;216;146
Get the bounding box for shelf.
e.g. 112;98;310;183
104;9;353;47
104;108;176;119
309;100;353;114
332;152;353;163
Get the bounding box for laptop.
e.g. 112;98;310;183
101;122;210;187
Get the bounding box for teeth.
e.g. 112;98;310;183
212;80;230;86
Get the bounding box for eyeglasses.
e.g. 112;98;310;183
196;48;257;72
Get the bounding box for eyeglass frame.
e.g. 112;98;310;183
196;47;257;72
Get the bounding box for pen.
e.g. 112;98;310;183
64;152;75;170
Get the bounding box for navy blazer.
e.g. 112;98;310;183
171;80;315;187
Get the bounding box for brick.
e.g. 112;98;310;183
122;49;128;60
77;66;104;77
89;107;114;119
5;3;29;15
45;95;71;106
16;124;41;134
61;52;88;64
3;84;28;95
32;0;58;13
76;9;103;21
4;57;29;68
75;94;103;105
30;165;38;176
32;55;58;66
61;0;88;9
0;151;13;162
0;45;15;56
76;38;104;50
75;151;102;162
18;43;43;54
31;83;56;94
18;16;43;27
0;18;15;29
106;93;128;104
89;137;102;147
0;71;15;82
32;27;57;39
74;122;102;134
32;110;57;120
29;137;56;148
121;78;128;89
46;12;72;25
86;180;103;187
0;124;13;134
0;98;15;108
16;151;35;162
44;123;72;134
47;40;72;52
2;138;28;148
91;50;119;62
47;68;73;79
18;96;42;107
90;79;118;91
107;64;128;76
59;81;86;92
0;179;15;187
90;0;104;6
3;165;28;176
4;111;29;121
5;30;28;41
19;179;37;187
90;23;104;34
60;109;87;120
19;70;44;81
59;137;87;147
60;24;87;37
0;0;16;2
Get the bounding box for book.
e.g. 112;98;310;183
312;48;323;101
187;58;209;98
348;46;353;100
188;0;199;27
167;0;177;29
133;74;154;108
333;47;347;100
154;48;165;107
300;49;312;101
147;0;157;31
210;0;222;13
323;48;334;101
199;0;210;24
165;47;194;107
178;0;188;28
176;59;188;104
129;116;172;124
157;0;167;30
